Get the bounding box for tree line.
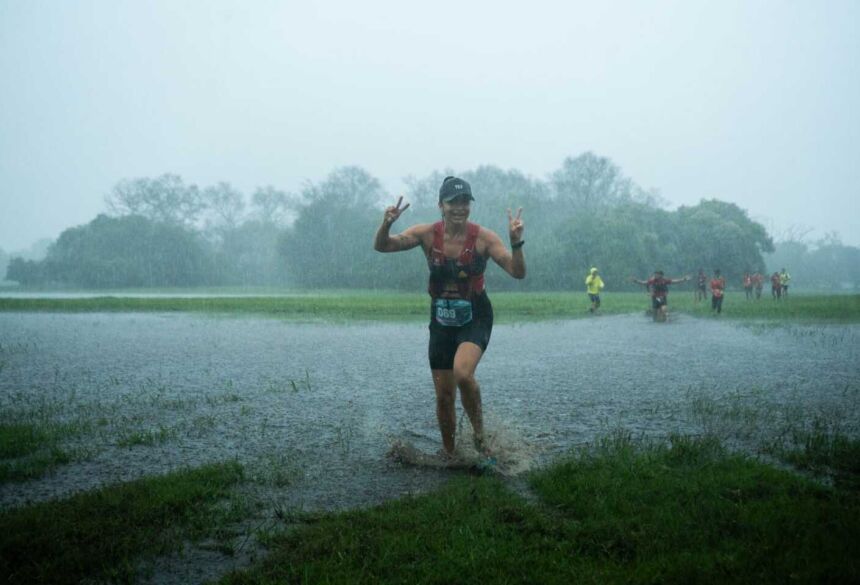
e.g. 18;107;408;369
5;151;855;291
766;233;860;291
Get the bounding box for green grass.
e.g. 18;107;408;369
116;424;177;448
0;422;77;482
0;292;429;321
0;446;73;484
782;431;860;475
0;423;53;459
528;433;859;583
0;460;244;585
2;290;857;322
219;434;858;584
768;421;860;489
687;388;860;489
682;292;860;322
3;434;858;584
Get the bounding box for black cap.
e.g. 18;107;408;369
438;176;474;203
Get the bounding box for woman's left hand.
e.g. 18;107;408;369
507;207;524;245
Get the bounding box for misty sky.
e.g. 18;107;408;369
1;0;858;252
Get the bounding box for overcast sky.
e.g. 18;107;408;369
1;0;858;252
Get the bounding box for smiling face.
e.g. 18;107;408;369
439;195;471;225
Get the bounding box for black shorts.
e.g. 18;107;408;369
652;296;667;309
428;292;493;370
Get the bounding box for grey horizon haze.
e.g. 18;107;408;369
1;0;858;253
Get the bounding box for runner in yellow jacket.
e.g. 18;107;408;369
585;267;605;313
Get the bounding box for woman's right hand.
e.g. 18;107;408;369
383;196;410;226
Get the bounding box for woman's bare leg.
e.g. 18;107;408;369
453;342;486;449
431;369;457;454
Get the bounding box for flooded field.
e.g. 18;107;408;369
2;311;858;513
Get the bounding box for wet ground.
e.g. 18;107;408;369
1;311;858;580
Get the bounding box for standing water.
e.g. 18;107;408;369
1;312;857;511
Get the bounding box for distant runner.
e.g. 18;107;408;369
374;176;526;460
753;271;764;300
711;269;726;314
742;271;753;300
631;270;690;322
695;268;708;302
585;267;604;314
771;272;782;300
780;268;791;298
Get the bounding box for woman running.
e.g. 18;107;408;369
374;176;526;457
711;269;726;313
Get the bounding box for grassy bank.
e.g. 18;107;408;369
226;433;859;584
682;292;860;322
1;290;858;322
2;435;857;584
0;461;245;584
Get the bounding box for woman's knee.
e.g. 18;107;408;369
435;390;456;411
452;344;482;385
453;367;475;388
433;376;456;403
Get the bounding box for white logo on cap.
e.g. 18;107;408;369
455;184;464;189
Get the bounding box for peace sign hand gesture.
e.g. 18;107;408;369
507;207;524;245
383;196;410;226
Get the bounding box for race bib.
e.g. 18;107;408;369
433;298;473;327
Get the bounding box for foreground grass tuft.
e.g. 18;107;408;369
0;422;75;483
223;434;859;584
0;460;243;585
777;427;860;488
0;422;53;459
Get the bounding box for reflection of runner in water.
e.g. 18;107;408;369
585;267;604;314
631;270;690;322
711;269;726;314
374;176;526;458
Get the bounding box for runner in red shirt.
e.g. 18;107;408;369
374;177;526;459
711;269;726;313
752;271;764;300
771;272;782;300
695;268;708;302
631;270;690;322
742;272;753;300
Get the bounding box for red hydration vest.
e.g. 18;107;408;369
647;277;671;298
427;221;486;299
